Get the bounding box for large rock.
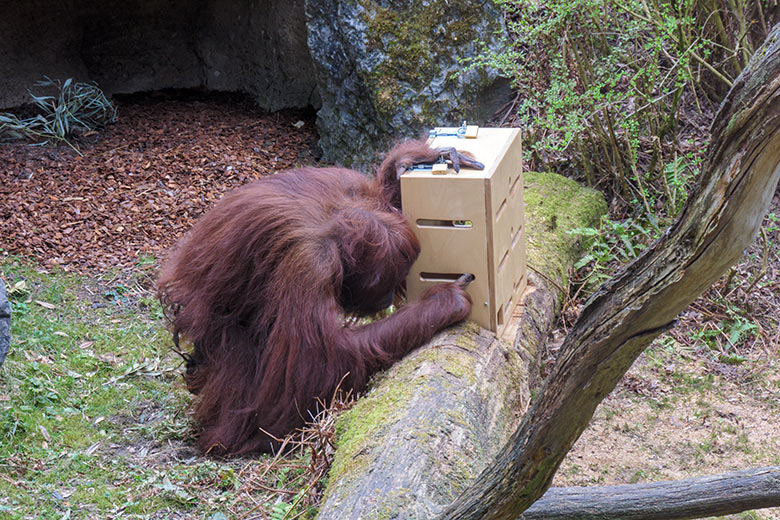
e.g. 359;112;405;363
0;280;9;370
305;0;511;166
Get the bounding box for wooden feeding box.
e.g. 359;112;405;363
401;127;526;336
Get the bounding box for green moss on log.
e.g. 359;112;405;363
324;329;525;500
327;367;417;490
524;171;608;295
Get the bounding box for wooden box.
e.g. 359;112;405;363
400;127;526;336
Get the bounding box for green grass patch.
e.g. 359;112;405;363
0;258;314;519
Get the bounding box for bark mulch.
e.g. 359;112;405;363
1;91;319;272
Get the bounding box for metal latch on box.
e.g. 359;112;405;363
407;160;450;174
408;122;482;175
428;121;479;139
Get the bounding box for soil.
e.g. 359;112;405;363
0;91;319;272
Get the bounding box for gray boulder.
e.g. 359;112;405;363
305;0;511;167
0;280;9;370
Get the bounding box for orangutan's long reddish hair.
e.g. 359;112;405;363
158;140;475;455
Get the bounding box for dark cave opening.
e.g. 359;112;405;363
0;0;319;112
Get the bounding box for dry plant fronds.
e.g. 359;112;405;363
230;383;357;519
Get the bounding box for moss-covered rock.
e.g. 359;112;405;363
305;0;510;167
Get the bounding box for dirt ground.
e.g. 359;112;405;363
2;92;778;518
555;347;780;518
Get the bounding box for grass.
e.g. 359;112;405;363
0;258;315;519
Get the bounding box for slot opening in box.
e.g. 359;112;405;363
498;249;510;273
416;219;473;228
503;295;514;321
510;175;521;197
419;272;471;283
496;198;508;220
511;226;523;249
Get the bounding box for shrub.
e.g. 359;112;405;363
0;77;116;151
471;0;776;214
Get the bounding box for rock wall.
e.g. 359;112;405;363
0;0;318;111
305;0;511;166
1;0;509;165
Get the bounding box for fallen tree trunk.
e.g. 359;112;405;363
315;173;607;520
520;466;780;520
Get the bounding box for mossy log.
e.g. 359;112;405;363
315;173;607;520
